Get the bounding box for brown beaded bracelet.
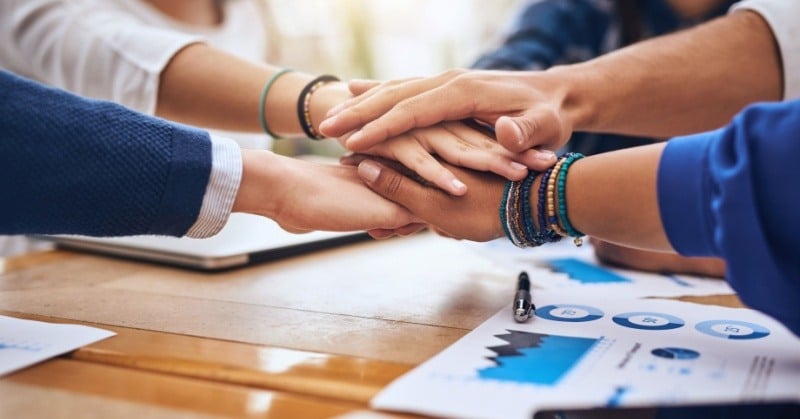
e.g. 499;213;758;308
296;75;340;140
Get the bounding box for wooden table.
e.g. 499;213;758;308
0;233;741;418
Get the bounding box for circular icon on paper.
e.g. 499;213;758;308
695;320;770;340
651;347;700;360
612;312;685;331
535;304;604;322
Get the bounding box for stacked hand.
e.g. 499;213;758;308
320;69;577;155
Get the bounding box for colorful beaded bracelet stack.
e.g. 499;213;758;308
499;152;586;248
297;74;340;140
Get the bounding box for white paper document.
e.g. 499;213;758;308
373;292;800;419
0;315;115;376
466;239;735;298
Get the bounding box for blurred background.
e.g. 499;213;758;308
261;0;523;155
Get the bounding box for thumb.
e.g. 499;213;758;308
357;160;430;215
495;110;565;153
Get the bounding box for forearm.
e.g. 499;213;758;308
0;71;211;237
563;143;669;250
555;10;782;137
157;44;350;136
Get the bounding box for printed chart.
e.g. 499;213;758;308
466;239;734;298
373;292;800;419
479;331;599;385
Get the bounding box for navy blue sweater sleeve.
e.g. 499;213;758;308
658;100;800;335
0;70;211;237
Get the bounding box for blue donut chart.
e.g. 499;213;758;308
695;320;771;340
535;304;604;322
612;312;685;331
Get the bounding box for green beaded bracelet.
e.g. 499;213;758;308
259;68;294;139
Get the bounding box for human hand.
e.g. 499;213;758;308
339;121;556;195
233;150;425;237
591;238;726;278
319;69;574;154
354;156;507;242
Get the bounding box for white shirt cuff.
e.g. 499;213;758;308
185;135;242;238
732;0;800;100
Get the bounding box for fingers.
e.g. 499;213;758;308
367;223;427;240
326;78;415;119
517;148;558;171
339;153;365;167
348;79;382;96
368;229;396;240
347;121;556;195
278;224;312;234
433;123;529;181
319;70;470;143
321;78;437;138
368;136;468;195
395;223;428;236
357;160;436;217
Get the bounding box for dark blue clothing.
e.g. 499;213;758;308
472;0;737;156
659;99;800;336
0;70;211;237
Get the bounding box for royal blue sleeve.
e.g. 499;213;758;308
658;100;800;335
472;0;611;70
0;70;211;237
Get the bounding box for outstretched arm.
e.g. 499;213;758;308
0;0;348;137
356;143;669;249
0;71;419;237
320;8;783;153
0;0;548;195
356;99;800;335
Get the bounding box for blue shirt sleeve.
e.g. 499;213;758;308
472;0;613;70
658;100;800;335
0;70;212;237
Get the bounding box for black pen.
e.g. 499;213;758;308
513;271;535;322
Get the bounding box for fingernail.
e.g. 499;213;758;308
510;161;527;171
536;150;556;161
510;120;525;145
358;161;381;182
451;178;467;192
327;104;344;118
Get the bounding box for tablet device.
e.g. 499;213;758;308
41;214;370;271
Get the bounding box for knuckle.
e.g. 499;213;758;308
383;173;405;197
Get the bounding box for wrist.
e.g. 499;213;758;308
232;150;286;218
542;64;603;133
263;72;310;137
309;82;351;137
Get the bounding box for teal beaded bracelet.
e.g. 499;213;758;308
555;153;585;245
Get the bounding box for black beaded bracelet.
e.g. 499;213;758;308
296;74;340;140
